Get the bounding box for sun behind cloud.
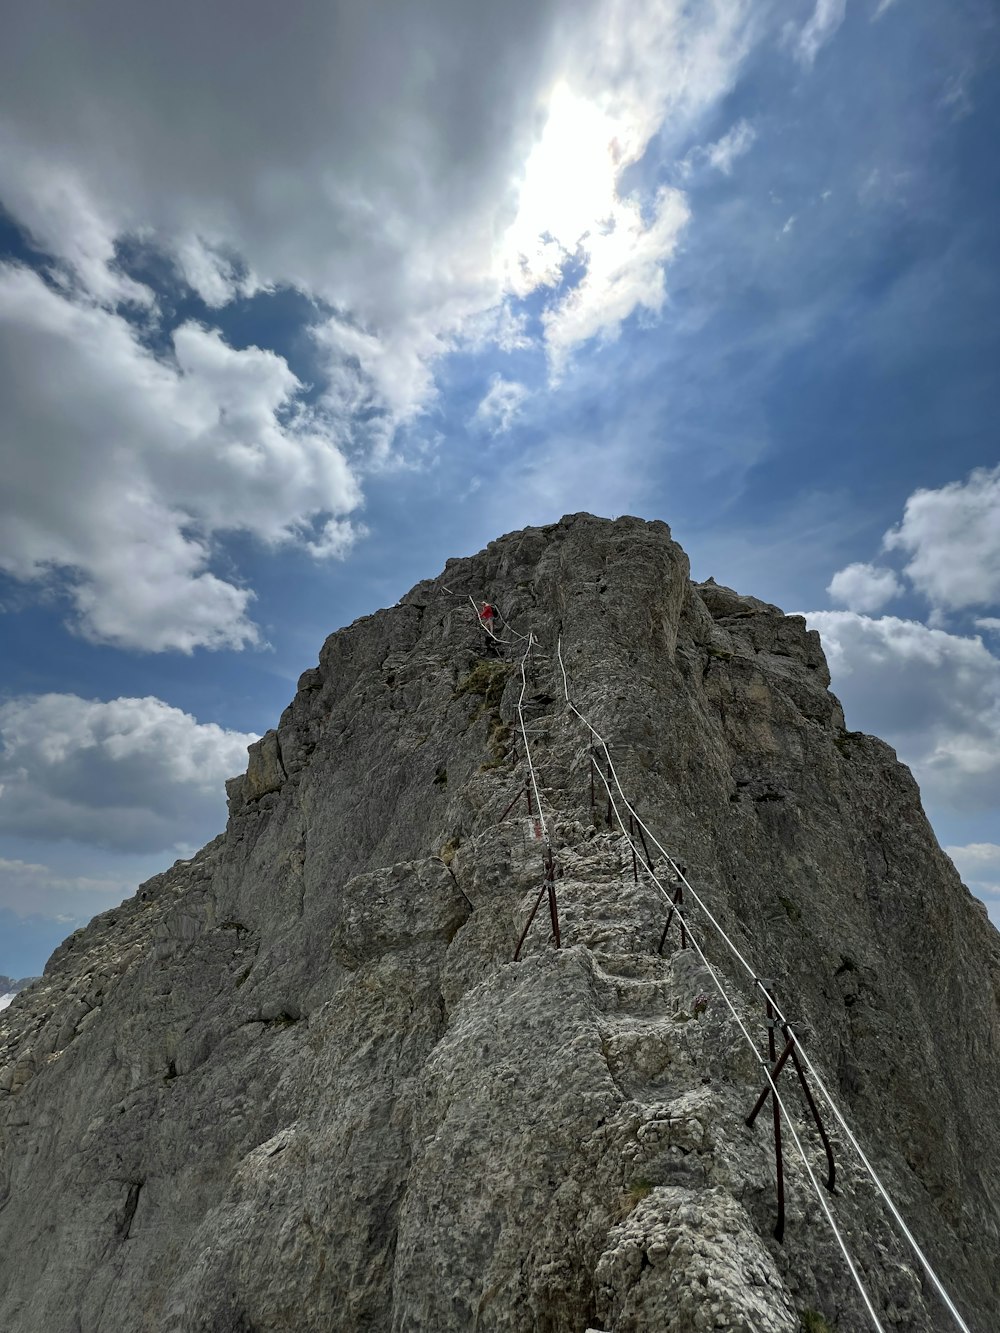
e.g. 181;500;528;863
500;81;689;371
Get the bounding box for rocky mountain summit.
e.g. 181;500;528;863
1;514;997;1333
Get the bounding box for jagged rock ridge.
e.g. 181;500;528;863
1;514;998;1332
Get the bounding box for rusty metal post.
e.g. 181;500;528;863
657;885;688;955
513;882;548;961
766;992;786;1242
789;1046;837;1191
746;1036;796;1127
635;821;654;873
498;784;528;824
545;851;561;949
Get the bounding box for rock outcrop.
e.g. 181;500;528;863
1;514;998;1332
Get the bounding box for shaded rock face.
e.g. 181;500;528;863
1;513;998;1333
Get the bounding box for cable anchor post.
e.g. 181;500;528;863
497;784;528;826
545;847;561;949
745;984;837;1242
656;870;689;955
513;849;561;960
513;881;548;961
634;819;654;874
745;984;836;1192
763;986;787;1242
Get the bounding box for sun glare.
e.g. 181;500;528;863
498;80;688;368
502;83;633;296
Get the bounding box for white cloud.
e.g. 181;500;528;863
883;465;1000;615
706;119;757;174
943;843;1000;901
804;611;1000;811
462;303;534;355
0;2;560;424
827;561;903;612
317;315;446;442
0;141;153;309
2;0;761;420
0;264;363;651
872;0;900;18
0;0;777;638
945;842;1000;869
0;857;137;920
503;0;754;369
976;618;1000;634
939;70;974;121
172;235;261;308
472;376;530;434
541;186;690;371
0;693;257;853
794;0;847;66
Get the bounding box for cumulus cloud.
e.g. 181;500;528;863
883;465;1000;615
2;0;760;411
0;264;363;651
827;561;903;612
473;376;530;435
805;611;1000;811
943;843;1000;901
0;693;257;852
0;0;768;636
0;143;154;309
1;0;558;422
794;0;847;66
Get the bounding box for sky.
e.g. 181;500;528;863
1;0;998;976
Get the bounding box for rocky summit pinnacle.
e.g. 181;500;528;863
1;514;997;1333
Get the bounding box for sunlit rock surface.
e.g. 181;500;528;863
2;514;997;1331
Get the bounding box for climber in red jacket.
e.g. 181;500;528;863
479;602;497;636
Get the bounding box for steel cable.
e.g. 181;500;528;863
556;635;972;1333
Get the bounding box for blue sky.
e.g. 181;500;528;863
1;0;998;975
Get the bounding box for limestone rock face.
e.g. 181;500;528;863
1;513;998;1332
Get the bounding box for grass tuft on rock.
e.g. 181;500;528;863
617;1177;655;1217
455;660;510;711
800;1310;835;1333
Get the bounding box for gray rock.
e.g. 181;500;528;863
1;513;997;1332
